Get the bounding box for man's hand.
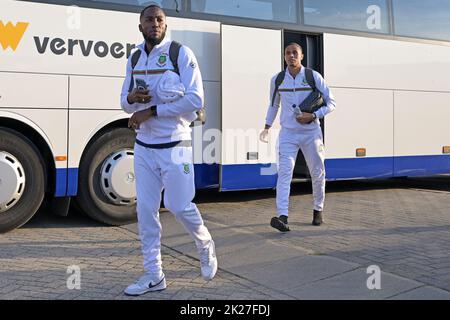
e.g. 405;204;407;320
296;112;315;124
128;108;153;130
259;128;269;143
127;88;152;104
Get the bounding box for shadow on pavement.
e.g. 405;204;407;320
21;199;104;230
194;175;450;204
19;176;449;230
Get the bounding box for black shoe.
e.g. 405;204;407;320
270;215;290;232
279;215;288;224
312;210;323;226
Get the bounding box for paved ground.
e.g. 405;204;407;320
0;213;285;300
192;176;450;294
0;176;449;300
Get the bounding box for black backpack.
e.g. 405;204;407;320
271;68;325;114
128;41;205;125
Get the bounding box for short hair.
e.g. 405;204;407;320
140;4;165;20
285;42;303;53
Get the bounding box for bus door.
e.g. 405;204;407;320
284;32;324;179
220;24;282;191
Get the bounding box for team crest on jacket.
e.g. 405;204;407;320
318;144;325;153
157;54;167;67
183;163;190;174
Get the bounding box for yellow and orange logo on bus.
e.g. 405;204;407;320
0;21;29;51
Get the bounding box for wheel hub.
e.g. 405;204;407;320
100;150;136;205
0;152;26;213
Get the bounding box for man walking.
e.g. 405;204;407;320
120;4;217;296
260;43;336;232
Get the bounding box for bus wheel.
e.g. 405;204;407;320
76;128;137;225
0;127;46;233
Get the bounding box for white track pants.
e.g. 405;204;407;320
134;143;212;276
276;127;326;216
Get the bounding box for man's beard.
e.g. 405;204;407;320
143;28;166;46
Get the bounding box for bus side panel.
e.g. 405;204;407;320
220;25;281;191
192;81;221;189
323;34;450;92
0;109;68;195
324;88;394;179
323;32;450;179
394;91;450;176
67;109;129;195
168;18;221;83
70;75;124;110
0;73;67;109
0;72;68;195
1;1;140;77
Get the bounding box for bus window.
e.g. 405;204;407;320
393;0;450;42
89;0;180;10
191;0;297;23
303;0;390;34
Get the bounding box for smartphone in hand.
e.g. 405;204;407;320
135;78;148;91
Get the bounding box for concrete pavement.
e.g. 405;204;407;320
1;177;449;300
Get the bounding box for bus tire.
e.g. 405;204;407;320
0;127;46;233
76;128;137;225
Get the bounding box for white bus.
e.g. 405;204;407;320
1;0;449;232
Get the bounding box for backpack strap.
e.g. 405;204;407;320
304;68;326;115
168;40;206;125
128;49;142;93
305;68;316;91
271;70;285;107
169;40;182;75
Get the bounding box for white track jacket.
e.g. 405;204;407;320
265;66;336;132
120;38;204;144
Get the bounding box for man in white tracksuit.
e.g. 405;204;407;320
120;5;217;296
260;43;336;232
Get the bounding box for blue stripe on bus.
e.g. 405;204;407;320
394;154;450;176
194;163;219;189
55;169;67;196
54;155;449;196
67;168;78;196
325;157;393;180
220;155;450;190
220;158;394;190
56;165;218;197
220;163;278;191
55;168;78;197
326;155;450;180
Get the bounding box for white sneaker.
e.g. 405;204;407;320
124;272;166;296
199;240;218;281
